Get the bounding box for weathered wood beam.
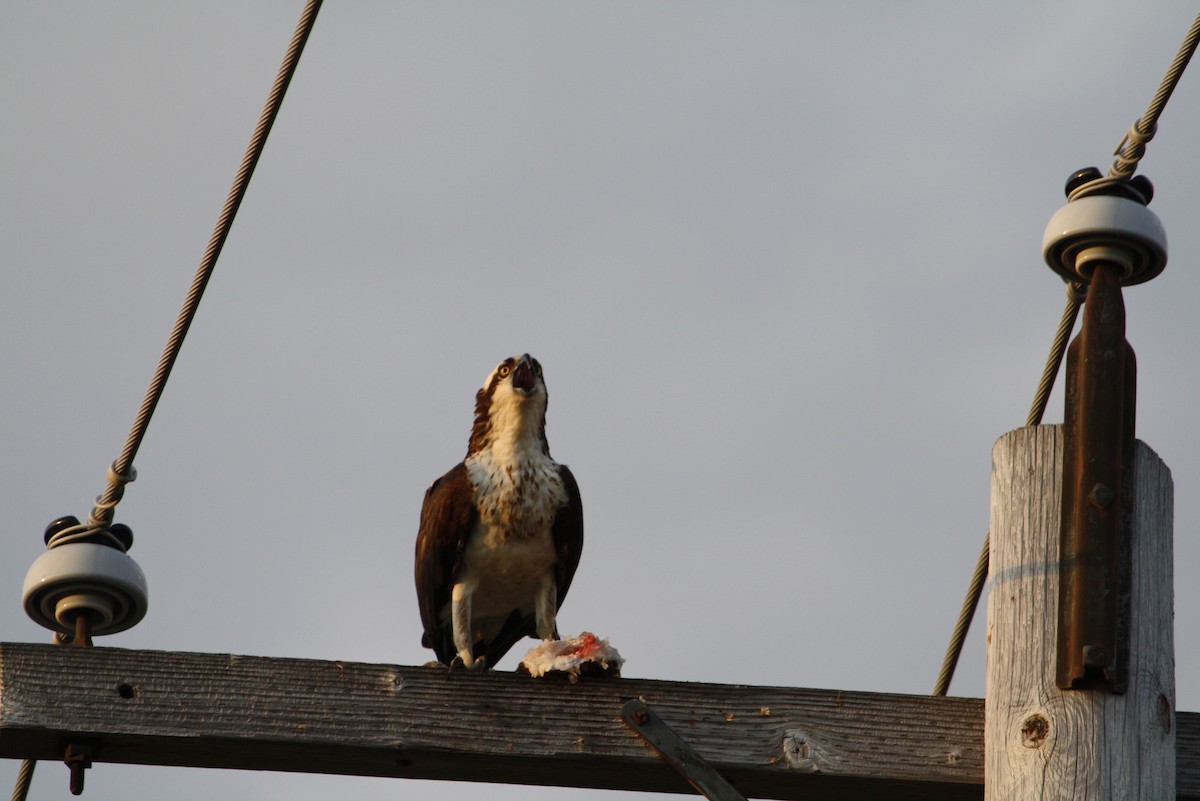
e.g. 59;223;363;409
0;643;976;799
0;643;1197;799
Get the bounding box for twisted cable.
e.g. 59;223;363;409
9;760;34;801
85;0;324;535
1110;12;1200;181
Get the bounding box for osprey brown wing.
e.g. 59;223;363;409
414;462;476;664
552;463;585;609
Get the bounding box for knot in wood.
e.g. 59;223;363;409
1159;693;1173;735
1020;714;1050;748
780;730;821;773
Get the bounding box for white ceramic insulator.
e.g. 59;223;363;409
1043;194;1167;286
22;543;149;636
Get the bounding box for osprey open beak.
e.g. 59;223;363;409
512;356;537;395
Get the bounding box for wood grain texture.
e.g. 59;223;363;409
0;643;982;800
0;650;1198;797
986;426;1175;800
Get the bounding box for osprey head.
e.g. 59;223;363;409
468;354;551;456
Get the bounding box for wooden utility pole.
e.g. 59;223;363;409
986;426;1174;799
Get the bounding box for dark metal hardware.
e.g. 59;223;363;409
620;699;747;801
1056;253;1137;694
63;744;92;796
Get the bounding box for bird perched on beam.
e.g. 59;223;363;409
415;354;583;669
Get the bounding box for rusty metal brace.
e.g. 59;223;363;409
1046;168;1167;694
620;699;747;801
1057;260;1136;693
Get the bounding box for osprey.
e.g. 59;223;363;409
415;354;583;669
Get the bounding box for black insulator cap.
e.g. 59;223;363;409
108;523;134;550
44;515;81;545
1065;167;1103;197
1129;175;1154;204
1064;166;1154;205
42;515;133;550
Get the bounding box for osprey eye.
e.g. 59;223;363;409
497;364;512;378
534;364;543;378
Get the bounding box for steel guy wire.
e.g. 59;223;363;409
1109;12;1200;183
79;0;324;541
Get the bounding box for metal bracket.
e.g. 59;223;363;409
620;699;747;801
1057;261;1136;694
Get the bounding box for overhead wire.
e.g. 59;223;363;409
66;0;324;545
1110;12;1200;182
10;759;34;801
933;10;1200;696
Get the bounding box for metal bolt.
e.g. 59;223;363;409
71;613;94;647
1087;483;1116;510
1082;644;1109;668
63;744;92;796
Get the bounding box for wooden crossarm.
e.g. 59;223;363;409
0;642;1195;799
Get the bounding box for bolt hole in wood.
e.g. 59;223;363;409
115;683;136;699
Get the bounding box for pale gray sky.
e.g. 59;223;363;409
3;3;1200;799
